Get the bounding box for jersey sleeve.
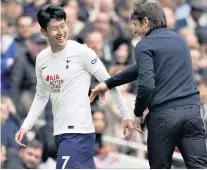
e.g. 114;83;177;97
21;54;50;131
80;45;104;75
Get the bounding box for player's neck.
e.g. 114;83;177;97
51;43;67;53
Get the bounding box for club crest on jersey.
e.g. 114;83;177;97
45;74;64;93
66;59;71;69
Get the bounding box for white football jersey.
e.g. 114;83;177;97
22;40;104;135
21;40;131;136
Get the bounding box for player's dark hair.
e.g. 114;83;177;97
37;5;66;30
131;2;167;30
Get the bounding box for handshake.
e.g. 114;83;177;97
90;82;147;141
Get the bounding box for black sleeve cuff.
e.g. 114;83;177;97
134;107;143;117
104;78;115;89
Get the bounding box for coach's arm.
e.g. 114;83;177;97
104;63;138;89
134;42;155;117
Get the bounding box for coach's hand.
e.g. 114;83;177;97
122;119;134;140
90;82;109;103
134;116;144;134
15;128;27;147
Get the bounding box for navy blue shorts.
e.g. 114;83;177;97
54;133;96;169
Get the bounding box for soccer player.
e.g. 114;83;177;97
15;5;133;169
90;2;207;169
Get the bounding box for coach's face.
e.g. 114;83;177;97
132;17;150;38
41;19;69;51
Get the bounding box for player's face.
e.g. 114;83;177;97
132;18;150;38
41;19;68;50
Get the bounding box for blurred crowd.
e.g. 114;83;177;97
1;0;207;169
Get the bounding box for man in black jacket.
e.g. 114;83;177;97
90;2;207;169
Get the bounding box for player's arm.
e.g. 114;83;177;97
134;42;155;117
81;47;131;119
15;55;50;147
81;47;133;140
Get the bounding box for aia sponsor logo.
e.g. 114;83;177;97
45;74;60;82
45;74;64;93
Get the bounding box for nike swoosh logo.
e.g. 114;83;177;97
42;66;47;70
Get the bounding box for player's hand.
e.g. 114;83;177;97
122;119;134;140
134;116;144;134
15;128;27;147
90;82;109;103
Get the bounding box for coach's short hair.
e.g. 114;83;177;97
131;2;167;30
37;5;66;30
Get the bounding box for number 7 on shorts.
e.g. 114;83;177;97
62;156;70;169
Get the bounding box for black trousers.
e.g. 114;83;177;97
146;104;207;169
